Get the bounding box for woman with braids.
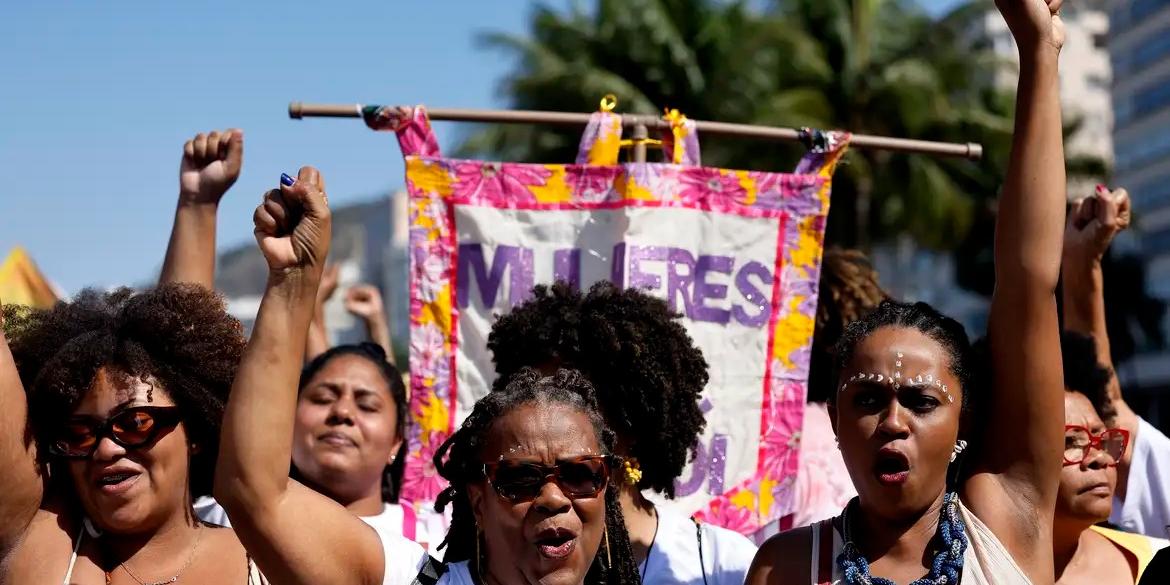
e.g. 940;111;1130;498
195;342;442;550
215;166;636;585
748;1;1067;583
488;281;758;585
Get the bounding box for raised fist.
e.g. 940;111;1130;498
995;0;1065;53
253;167;331;275
1064;185;1131;264
180;129;243;204
345;285;385;319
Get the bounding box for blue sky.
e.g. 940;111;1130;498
0;0;963;293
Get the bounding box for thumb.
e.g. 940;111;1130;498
1068;197;1088;231
284;166;329;217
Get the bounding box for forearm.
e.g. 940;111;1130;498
994;51;1065;293
159;201;218;287
365;315;394;365
305;309;329;362
216;273;317;512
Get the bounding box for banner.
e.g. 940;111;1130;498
370;105;847;534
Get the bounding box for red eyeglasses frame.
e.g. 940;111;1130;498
1063;425;1130;467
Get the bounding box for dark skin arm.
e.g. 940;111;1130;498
1061;187;1137;496
214;167;386;585
0;307;44;560
746;526;815;585
962;1;1066;582
159;129;243;287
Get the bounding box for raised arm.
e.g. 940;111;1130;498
0;306;44;557
345;284;397;366
306;264;340;362
965;0;1066;578
214;168;386;585
1062;187;1138;488
159;129;243;287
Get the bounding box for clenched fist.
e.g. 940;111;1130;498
253;167;332;275
180;129;243;205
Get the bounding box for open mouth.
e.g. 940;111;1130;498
96;470;141;494
874;450;910;485
534;527;577;559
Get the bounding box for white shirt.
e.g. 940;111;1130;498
194;496;445;553
1112;417;1170;539
641;510;759;585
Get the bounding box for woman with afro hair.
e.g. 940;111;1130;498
488;280;758;585
0;283;265;584
0;128;273;584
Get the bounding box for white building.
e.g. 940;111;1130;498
965;0;1113;166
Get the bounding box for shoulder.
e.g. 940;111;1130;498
1;506;82;584
745;525;814;585
700;522;759;564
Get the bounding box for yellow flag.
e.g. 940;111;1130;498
0;247;59;309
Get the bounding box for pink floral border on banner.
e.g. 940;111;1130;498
370;105;848;535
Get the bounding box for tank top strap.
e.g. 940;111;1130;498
814;520;835;585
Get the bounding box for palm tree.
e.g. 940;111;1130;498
460;0;1011;250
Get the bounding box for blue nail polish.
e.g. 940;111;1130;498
280;173;295;186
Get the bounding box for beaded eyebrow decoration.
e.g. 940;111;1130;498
839;352;955;403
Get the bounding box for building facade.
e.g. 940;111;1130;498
1111;0;1170;418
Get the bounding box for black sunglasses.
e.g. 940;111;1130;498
50;406;183;459
483;455;617;503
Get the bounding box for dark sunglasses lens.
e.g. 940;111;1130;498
493;464;545;500
110;409;160;446
54;422;98;457
558;459;607;497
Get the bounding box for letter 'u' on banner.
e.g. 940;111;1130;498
366;102;849;535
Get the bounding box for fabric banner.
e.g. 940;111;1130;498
368;104;848;535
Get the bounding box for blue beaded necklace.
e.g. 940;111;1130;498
836;491;968;585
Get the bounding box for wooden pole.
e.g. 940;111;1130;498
288;102;983;160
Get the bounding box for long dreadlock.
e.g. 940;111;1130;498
808;247;889;404
433;368;640;585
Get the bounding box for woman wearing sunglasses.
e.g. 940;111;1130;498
1051;330;1167;584
0;284;260;584
488;281;758;585
215;166;638;585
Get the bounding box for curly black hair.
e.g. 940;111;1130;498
808;248;889;404
2;284;245;498
487;281;709;498
1060;330;1117;424
834;300;975;413
433;368;639;585
298;343;409;503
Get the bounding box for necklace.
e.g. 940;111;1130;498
112;525;203;585
639;508;660;585
837;492;968;585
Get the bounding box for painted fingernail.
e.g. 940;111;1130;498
1096;184;1107;193
280;173;295;186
